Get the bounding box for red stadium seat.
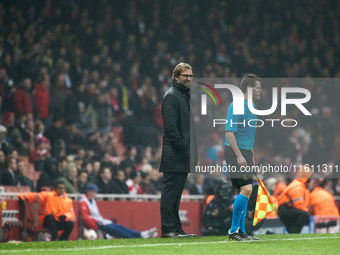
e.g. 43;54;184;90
3;186;30;193
19;197;49;241
18;186;31;193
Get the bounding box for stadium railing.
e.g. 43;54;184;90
0;192;204;201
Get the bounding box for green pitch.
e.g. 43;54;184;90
1;234;340;255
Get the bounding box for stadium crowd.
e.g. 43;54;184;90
0;0;339;199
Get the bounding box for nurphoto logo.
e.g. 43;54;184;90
198;83;312;128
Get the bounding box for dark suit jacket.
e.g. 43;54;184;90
111;178;129;194
1;169;18;186
96;177;115;194
159;81;198;173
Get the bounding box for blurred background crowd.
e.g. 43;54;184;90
0;0;339;197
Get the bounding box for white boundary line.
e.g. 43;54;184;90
1;235;340;253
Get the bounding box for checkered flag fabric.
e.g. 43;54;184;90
253;177;277;226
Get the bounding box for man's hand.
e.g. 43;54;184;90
237;155;247;167
225;131;245;167
59;215;66;223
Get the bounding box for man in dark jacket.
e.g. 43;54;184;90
44;116;64;148
159;63;198;238
112;169;129;194
1;157;19;186
95;167;115;194
36;157;65;192
17;159;35;191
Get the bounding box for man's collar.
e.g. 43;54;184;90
171;80;190;94
85;194;94;202
52;190;65;198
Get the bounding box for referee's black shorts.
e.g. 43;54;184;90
224;146;254;188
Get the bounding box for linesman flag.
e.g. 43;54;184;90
253;176;277;226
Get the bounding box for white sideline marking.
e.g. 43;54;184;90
1;235;340;253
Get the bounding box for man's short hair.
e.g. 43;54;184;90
240;74;261;93
115;169;125;176
57;156;66;164
78;170;88;177
6;148;17;156
130;170;141;180
99;167;110;175
172;62;192;79
74;157;83;162
6;157;15;168
54;180;64;189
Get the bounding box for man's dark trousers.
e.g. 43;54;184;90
43;214;74;241
278;205;310;233
160;172;188;233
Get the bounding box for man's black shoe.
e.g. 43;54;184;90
228;228;247;241
176;229;197;237
240;230;261;241
161;232;180;238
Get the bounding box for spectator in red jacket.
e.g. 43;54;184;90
33;75;50;120
126;171;143;194
14;78;33;116
29;137;50;163
80;183;157;239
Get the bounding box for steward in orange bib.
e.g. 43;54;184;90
273;182;287;199
278;165;312;233
18;181;75;241
309;179;339;217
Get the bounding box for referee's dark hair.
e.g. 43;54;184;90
240;74;261;93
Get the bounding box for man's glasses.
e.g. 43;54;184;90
180;74;193;79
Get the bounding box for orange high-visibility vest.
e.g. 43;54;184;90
278;179;310;212
273;182;287;198
206;195;215;205
309;187;339;216
19;190;74;226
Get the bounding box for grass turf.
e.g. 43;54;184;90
1;233;340;255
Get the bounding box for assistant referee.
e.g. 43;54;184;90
224;74;262;241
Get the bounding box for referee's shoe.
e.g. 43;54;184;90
228;228;247;241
